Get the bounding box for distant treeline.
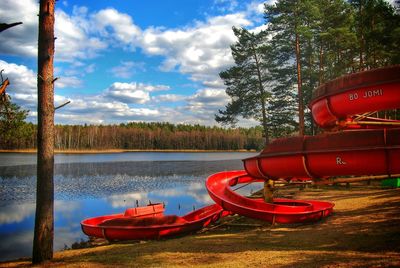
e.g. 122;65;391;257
0;122;265;151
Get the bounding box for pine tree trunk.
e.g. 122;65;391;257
32;0;55;264
319;44;324;85
295;32;305;136
359;1;365;71
251;44;269;145
294;0;304;136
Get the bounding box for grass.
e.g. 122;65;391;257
1;185;399;267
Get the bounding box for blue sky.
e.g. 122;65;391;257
0;0;269;126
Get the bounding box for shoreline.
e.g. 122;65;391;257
0;149;257;154
2;185;399;267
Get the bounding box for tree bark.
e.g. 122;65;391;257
32;0;55;264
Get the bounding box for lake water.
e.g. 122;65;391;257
0;152;259;262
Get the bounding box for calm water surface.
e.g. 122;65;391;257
0;152;259;262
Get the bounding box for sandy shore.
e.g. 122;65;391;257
1;185;399;267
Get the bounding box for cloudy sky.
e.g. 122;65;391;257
0;0;271;126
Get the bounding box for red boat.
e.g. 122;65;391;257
81;203;164;239
206;170;334;224
81;203;228;241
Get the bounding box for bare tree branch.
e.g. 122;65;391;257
0;22;23;32
55;100;70;110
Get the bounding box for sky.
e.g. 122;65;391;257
0;0;272;126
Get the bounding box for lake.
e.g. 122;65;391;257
0;152;259;262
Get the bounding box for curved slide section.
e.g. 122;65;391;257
206;170;334;224
243;128;400;179
310;65;400;128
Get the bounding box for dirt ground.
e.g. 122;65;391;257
1;184;400;268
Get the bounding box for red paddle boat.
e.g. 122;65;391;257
81;203;228;241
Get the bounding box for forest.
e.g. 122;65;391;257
0;120;265;151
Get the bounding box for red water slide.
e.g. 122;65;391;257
243;128;400;179
244;65;400;180
206;66;400;223
206;170;334;224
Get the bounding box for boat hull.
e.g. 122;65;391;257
81;204;226;241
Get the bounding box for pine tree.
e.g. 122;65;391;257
362;0;400;68
266;64;298;138
349;0;400;70
0;95;30;148
265;0;357;134
216;27;272;144
265;0;308;136
314;0;356;82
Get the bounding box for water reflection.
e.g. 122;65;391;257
107;192;149;208
0;160;245;202
154;182;213;204
0;154;254;262
0;230;33;261
0;152;257;167
0;203;35;225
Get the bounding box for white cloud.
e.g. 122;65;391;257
110;61;146;79
0;61;36;95
56;76;82;88
246;1;267;15
55;9;107;62
153;94;187;103
0;0;38;57
106;84;150;104
212;0;239;13
187;88;229;108
104;82;169;104
141;13;252;85
53;87;162;124
91;8;141;49
0;1;107;62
